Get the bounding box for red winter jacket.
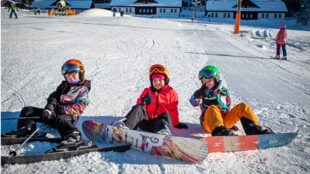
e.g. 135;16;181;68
276;29;287;46
137;85;179;126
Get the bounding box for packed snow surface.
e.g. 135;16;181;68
1;8;310;174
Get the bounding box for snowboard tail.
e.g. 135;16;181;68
204;132;297;153
82;120;209;163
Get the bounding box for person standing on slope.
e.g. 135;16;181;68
112;64;188;135
8;3;18;19
3;59;91;151
275;24;288;60
190;65;274;136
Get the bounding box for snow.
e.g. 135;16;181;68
1;8;310;173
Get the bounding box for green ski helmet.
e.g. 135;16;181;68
199;65;220;82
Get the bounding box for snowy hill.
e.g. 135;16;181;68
1;8;310;173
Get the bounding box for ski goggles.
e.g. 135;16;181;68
62;64;82;75
199;69;218;80
149;65;166;75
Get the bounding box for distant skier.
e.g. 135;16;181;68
275;24;287;60
112;64;188;135
190;65;274;136
8;3;18;19
112;7;117;17
3;59;91;151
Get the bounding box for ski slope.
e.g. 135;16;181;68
1;8;310;173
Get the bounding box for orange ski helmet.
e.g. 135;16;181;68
149;64;170;85
61;59;85;81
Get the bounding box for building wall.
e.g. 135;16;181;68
207;12;234;19
156;8;180;15
258;12;285;20
114;7;135;14
112;7;180;16
207;11;285;20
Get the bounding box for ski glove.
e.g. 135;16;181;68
174;123;188;129
141;91;154;105
55;105;65;115
40;109;55;121
194;84;210;98
45;104;55;112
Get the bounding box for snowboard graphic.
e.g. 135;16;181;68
82;120;208;163
204;132;297;153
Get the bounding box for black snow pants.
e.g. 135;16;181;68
123;104;173;133
17;106;80;139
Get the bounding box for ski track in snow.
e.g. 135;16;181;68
1;8;310;174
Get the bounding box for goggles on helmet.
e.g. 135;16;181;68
199;69;218;80
149;65;166;76
62;63;82;75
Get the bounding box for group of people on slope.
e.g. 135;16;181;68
3;60;273;151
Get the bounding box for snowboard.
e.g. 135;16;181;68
82;120;209;163
1;144;131;165
204;132;297;153
1;136;63;145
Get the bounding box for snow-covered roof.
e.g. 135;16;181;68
110;0;182;7
206;0;288;12
30;0;93;9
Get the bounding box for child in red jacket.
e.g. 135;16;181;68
113;64;187;135
275;24;287;60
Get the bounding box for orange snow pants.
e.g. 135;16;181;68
201;103;261;133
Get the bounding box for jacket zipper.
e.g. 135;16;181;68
152;92;159;119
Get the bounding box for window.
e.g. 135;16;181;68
143;9;145;13
211;13;214;17
250;14;253;18
130;8;132;13
174;9;177;13
160;8;162;13
171;9;173;13
150;9;153;13
139;9;142;13
163;8;166;13
262;13;264;18
266;13;269;18
126;8;128;12
215;13;218;18
119;8;121;12
279;14;281;19
223;13;226;18
274;13;277;18
242;14;244;18
246;14;248;18
227;13;230;18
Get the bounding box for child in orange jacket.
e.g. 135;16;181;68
113;64;187;135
